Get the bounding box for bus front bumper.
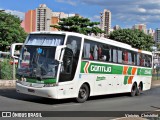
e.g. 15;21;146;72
16;82;58;99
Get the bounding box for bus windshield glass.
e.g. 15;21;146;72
17;34;65;79
26;34;65;46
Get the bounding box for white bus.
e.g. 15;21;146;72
11;31;153;103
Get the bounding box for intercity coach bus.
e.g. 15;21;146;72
11;31;153;103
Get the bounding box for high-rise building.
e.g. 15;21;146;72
21;4;80;33
155;28;160;43
22;10;36;33
132;24;147;34
36;4;52;31
147;28;155;37
113;25;121;31
52;12;80;19
100;9;111;37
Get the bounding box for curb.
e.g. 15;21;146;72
152;84;160;87
0;80;16;88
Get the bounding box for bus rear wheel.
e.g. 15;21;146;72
136;83;143;96
131;83;137;97
76;84;89;103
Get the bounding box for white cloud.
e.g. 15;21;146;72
0;8;25;20
137;8;146;13
55;0;77;6
80;0;160;28
148;9;160;14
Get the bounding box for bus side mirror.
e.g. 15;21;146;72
10;43;23;59
55;45;66;62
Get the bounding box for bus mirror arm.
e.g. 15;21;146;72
10;43;23;59
55;45;66;62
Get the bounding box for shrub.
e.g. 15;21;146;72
0;59;13;80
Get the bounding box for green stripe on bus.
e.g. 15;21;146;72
26;78;56;84
81;61;86;73
124;76;129;85
81;61;152;76
112;65;123;74
127;67;132;75
137;68;152;76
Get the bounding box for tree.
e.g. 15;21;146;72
0;11;27;51
109;29;154;51
50;16;104;35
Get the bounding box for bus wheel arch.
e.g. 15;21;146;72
130;82;137;97
75;83;90;103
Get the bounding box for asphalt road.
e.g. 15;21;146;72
0;86;160;120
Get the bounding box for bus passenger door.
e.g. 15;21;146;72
57;36;82;99
58;48;75;98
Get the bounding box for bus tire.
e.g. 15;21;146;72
131;83;137;97
76;84;89;103
136;82;143;96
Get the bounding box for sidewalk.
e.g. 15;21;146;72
151;80;160;87
0;80;16;88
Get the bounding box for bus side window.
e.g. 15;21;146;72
132;52;136;65
100;44;111;62
83;40;95;60
93;44;98;60
137;53;140;66
140;54;145;67
122;50;128;64
112;47;117;63
118;48;122;64
145;55;152;67
83;42;90;59
149;55;152;67
128;52;132;65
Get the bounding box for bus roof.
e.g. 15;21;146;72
29;31;152;55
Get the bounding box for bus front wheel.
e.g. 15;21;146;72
76;84;89;103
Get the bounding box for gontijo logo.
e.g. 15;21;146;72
83;62;112;73
90;65;111;72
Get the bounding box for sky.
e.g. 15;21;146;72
0;0;160;30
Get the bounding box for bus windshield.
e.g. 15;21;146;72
17;46;59;79
17;34;65;80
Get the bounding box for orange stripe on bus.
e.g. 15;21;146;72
84;62;89;73
132;67;137;75
128;76;134;84
123;66;128;75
